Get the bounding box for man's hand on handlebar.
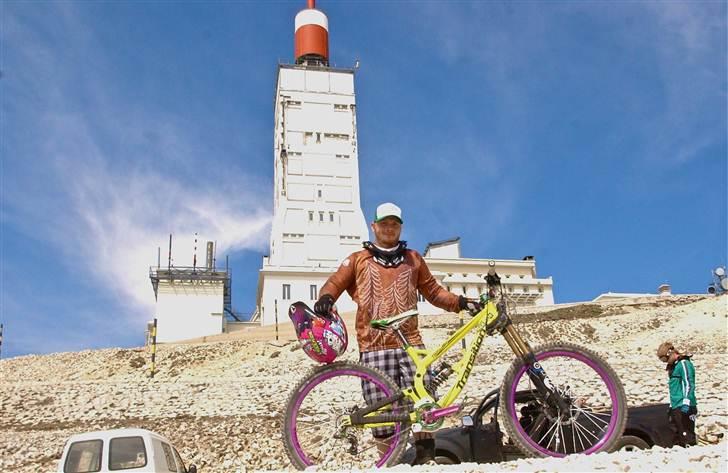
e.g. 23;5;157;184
458;295;483;316
314;294;335;319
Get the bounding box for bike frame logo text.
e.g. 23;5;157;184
456;326;487;390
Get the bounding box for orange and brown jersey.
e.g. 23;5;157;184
320;248;460;352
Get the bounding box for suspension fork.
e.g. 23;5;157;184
500;317;571;414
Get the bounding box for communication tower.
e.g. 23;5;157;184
256;0;368;324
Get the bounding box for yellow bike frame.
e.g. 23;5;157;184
357;299;502;429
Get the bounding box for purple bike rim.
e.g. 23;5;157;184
289;368;401;468
507;350;621;457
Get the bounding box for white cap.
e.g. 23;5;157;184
374;202;403;223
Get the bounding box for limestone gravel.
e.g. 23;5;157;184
0;295;726;472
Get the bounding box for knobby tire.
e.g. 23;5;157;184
499;341;627;457
282;361;410;470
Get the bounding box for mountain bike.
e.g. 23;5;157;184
282;264;627;469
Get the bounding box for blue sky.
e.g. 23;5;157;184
1;1;725;358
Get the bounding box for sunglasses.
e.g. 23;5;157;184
659;347;675;363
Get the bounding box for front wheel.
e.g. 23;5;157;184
282;361;410;470
499;342;627;457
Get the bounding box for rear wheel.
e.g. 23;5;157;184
282;362;410;470
499;342;627;457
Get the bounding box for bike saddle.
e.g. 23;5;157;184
370;309;418;331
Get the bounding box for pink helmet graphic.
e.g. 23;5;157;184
289;301;348;363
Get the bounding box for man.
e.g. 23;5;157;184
314;202;481;464
657;341;698;447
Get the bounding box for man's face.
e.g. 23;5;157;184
371;217;402;248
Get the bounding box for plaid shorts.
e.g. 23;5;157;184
360;348;434;438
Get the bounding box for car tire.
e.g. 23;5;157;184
434;453;459;465
611;435;650;452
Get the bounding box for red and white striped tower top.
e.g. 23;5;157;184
294;0;329;66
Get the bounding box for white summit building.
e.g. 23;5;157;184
255;2;367;325
255;2;554;325
416;238;554;314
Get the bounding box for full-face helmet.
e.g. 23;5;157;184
289;301;348;363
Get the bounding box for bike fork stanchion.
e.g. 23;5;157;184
501;323;531;358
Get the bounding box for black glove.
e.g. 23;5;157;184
314;294;335;318
458;295;483;316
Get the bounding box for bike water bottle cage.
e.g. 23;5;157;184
370;310;418;331
363;241;407;268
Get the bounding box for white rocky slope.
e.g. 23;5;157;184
0;295;726;472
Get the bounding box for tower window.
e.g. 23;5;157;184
319;212;324;222
317;189;322;198
308;211;313;222
329;212;334;222
282;284;291;300
324;133;349;140
310;285;318;300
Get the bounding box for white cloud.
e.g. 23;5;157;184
5;104;272;322
2;3;272;326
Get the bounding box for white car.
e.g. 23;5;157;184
57;428;197;473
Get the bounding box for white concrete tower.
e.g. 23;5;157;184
256;1;367;325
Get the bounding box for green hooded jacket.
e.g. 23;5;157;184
667;356;697;410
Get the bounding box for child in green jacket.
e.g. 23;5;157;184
657;341;698;446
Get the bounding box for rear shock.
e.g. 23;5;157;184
427;362;454;392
